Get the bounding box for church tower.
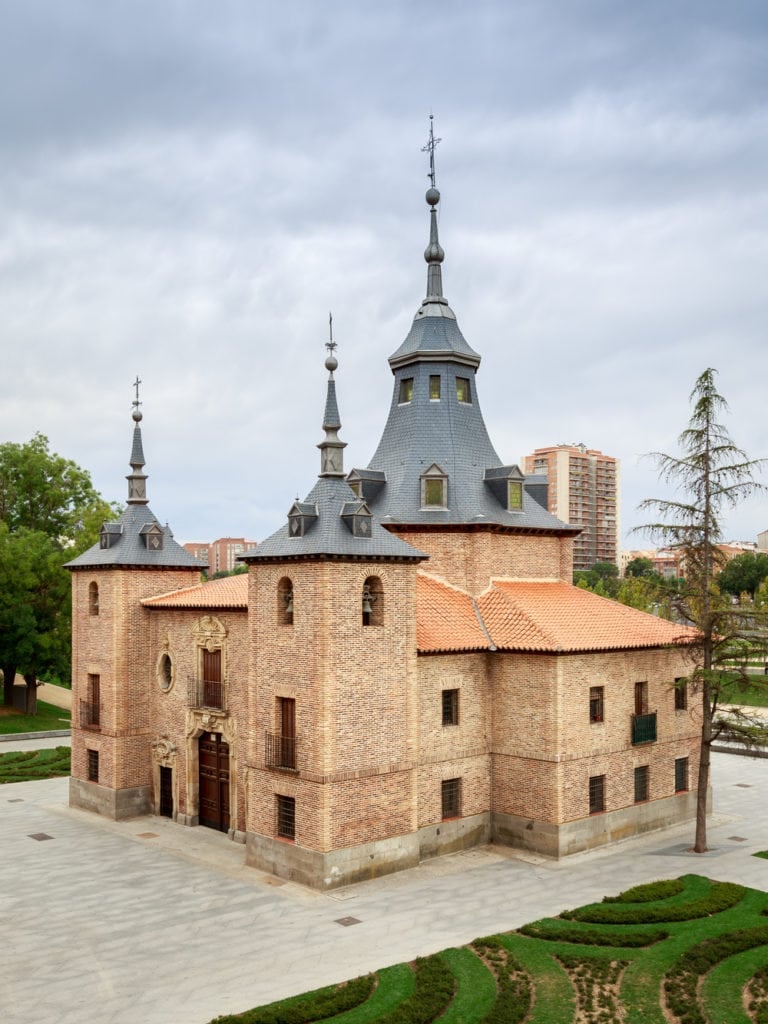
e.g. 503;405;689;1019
67;385;205;818
349;117;579;593
241;338;427;887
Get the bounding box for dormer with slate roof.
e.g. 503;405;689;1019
349;118;578;539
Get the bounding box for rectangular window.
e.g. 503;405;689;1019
441;777;462;819
634;680;649;715
634;765;649;803
424;477;446;507
276;795;296;840
429;375;441;400
674;678;688;711
589;686;604;723
507;480;523;511
87;749;99;783
455;377;471;403
442;688;459;726
589;774;605;814
398;377;414;404
675;757;689;793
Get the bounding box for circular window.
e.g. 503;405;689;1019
158;653;173;691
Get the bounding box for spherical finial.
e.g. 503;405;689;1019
426;186;440;207
132;408;143;423
325;354;338;372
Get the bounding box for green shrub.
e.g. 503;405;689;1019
369;955;454;1024
210;974;374;1024
664;926;768;1024
562;881;745;924
518;922;668;947
603;878;685;904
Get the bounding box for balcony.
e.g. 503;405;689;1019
188;677;226;711
79;700;100;730
264;731;297;771
632;711;657;745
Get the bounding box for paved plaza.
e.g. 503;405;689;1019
3;748;768;1024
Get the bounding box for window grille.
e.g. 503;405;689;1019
276;795;296;840
589;686;604;723
634;765;649;803
675;757;689;793
674;678;688;711
87;749;99;783
589;774;605;814
442;689;459;726
441;778;461;819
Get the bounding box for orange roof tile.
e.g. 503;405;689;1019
477;581;696;652
416;574;490;653
142;573;248;610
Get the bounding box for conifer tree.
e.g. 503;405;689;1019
639;368;767;852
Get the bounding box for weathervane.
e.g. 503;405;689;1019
326;312;337;357
421;113;442;188
132;375;143;413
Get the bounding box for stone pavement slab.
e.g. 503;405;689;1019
3;752;768;1024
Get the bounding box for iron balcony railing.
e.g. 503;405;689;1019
632;711;657;745
264;731;297;771
79;700;100;730
188;677;226;711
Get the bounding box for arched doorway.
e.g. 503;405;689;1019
198;732;230;832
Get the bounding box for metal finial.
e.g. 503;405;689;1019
421;113;442;189
132;375;143;422
325;312;338;374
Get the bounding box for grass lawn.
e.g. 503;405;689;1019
210;874;768;1024
0;699;71;734
721;678;768;709
0;746;70;783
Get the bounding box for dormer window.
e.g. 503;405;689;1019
421;464;448;509
429;375;441;400
140;522;164;551
341;500;373;537
287;501;319;538
99;522;123;549
456;377;472;404
508;480;523;511
398;377;414;404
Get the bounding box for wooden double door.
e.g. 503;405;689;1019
199;733;230;832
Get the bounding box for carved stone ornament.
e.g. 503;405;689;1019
186;708;237;745
151;735;178;766
192;615;228;653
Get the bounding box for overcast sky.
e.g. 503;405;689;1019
2;1;767;551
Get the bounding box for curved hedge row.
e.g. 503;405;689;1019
562;881;745;925
211;974;375;1024
518;922;668;948
369;955;454;1024
472;938;532;1024
603;879;685;904
665;925;768;1024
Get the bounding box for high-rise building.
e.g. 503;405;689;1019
523;445;620;572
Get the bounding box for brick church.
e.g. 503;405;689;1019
67;132;700;889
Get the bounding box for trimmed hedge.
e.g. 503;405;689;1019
518;922;668;948
665;926;768;1024
750;964;768;1024
562;881;745;925
210;975;374;1024
603;879;685;904
472;938;531;1024
369;955;454;1024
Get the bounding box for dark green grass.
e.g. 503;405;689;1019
754;851;768;860
209;876;768;1024
0;746;71;783
0;699;71;734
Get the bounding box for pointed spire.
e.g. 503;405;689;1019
421;114;445;299
126;375;149;504
317;314;346;477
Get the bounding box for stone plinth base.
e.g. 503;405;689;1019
492;790;704;859
417;812;490;859
69;777;151;820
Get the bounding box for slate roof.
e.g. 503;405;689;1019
66;504;205;570
142;573;248;609
415;576;696;654
241;475;427;562
388;298;481;370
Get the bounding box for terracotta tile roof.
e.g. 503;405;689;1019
477;581;696;652
416;573;490;653
142;573;248;610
